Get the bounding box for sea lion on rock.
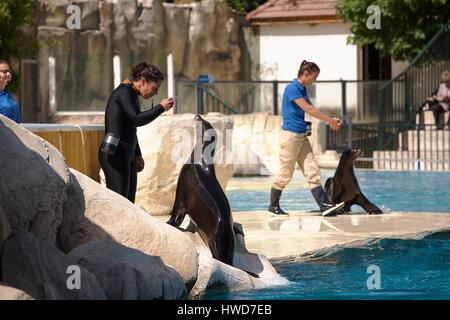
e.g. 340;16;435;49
167;115;236;266
324;148;383;215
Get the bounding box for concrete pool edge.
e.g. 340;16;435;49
230;211;450;261
269;225;450;265
155;211;450;263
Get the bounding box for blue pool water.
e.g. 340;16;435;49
206;231;450;300
226;170;450;213
210;171;450;300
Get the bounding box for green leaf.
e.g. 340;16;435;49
337;0;450;60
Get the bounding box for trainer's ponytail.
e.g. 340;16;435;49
298;60;320;77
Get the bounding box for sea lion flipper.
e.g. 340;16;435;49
168;174;188;227
167;205;188;227
233;224;244;237
355;193;383;214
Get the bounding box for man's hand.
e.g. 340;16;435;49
136;156;145;172
328;118;341;131
160;97;175;111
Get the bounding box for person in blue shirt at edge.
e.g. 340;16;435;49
268;60;345;217
0;59;20;123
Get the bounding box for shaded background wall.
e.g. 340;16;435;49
21;0;258;122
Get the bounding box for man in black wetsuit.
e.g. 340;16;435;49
99;62;174;202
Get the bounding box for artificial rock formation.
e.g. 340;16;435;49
67;239;186;299
183;221;288;298
0;115;70;245
230;113;330;176
1;115;195;299
230;113;282;176
0;284;34;300
61;169;199;290
0;206;12;249
1;231;107;300
36;0;242;115
1;112;287;300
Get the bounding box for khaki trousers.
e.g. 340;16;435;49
272;129;321;190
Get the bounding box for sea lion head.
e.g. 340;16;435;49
194;114;216;144
193;114;217;163
341;148;362;163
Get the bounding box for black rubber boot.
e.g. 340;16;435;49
268;188;289;217
311;185;345;217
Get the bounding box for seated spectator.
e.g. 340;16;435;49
0;59;20;123
422;70;450;130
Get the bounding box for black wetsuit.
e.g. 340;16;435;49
99;83;164;202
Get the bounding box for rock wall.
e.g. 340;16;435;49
36;0;242;117
230;112;333;176
0;114;70;245
0;284;34;300
0;114;191;299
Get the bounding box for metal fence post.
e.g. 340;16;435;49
404;73;409;121
341;79;347;118
346;115;352;149
173;78;177;114
273;80;278;115
416;123;421;170
377;86;384;154
196;82;204;114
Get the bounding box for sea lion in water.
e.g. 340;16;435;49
324;148;383;215
167;115;236;266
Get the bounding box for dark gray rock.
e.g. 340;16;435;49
67;239;186;299
1;231;107;300
0;205;11;247
0;115;70;245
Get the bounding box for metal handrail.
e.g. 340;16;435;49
179;79;386;84
200;87;239;114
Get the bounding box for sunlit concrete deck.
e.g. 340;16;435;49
156;211;450;261
232;211;450;260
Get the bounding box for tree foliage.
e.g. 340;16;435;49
0;0;38;60
0;0;38;91
336;0;450;61
225;0;267;13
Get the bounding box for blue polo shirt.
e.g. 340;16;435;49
281;79;308;134
0;90;20;123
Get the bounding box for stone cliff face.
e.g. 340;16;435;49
36;0;242;115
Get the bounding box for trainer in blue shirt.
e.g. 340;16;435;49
282;78;310;134
269;60;344;218
0;59;20;123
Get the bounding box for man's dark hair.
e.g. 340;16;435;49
130;62;164;83
298;60;320;77
0;59;10;66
